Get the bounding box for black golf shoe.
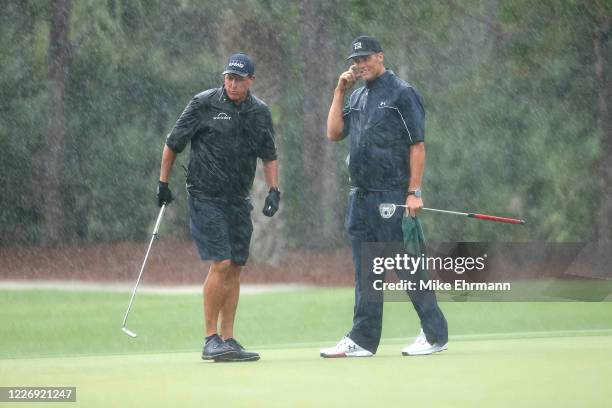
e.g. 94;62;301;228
219;338;260;362
201;334;237;361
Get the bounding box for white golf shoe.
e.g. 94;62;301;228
401;329;448;356
320;336;374;358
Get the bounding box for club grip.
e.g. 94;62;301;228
153;204;166;235
469;213;525;225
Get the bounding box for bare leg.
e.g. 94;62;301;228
219;262;242;339
203;260;233;337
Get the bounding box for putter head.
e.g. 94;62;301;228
379;203;397;219
122;326;137;338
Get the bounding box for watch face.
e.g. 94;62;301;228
414;189;422;198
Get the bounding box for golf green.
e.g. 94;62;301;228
1;288;611;407
2;336;611;407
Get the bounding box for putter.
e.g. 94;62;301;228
121;204;167;338
379;203;525;225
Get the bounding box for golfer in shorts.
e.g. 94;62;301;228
157;52;280;362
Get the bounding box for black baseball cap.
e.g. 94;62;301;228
346;35;383;60
222;52;255;77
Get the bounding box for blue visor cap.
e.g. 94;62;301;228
346;35;383;60
222;53;255;77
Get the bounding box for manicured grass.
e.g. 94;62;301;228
1;288;611;407
2;337;611;407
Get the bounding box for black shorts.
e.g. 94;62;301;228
188;194;253;266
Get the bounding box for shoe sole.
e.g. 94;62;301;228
201;350;237;361
215;354;260;362
402;344;448;356
320;351;374;358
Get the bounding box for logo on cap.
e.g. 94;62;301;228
228;60;245;69
354;42;362;50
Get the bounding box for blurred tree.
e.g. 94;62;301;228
592;0;611;246
0;0;609;258
495;0;607;243
0;1;48;244
33;0;72;245
298;0;344;248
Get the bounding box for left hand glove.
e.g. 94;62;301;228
263;187;281;217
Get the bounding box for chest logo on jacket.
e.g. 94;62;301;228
213;112;232;120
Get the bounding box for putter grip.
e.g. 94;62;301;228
469;213;525;225
153;204;166;234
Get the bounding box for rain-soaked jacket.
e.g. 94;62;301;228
166;87;277;199
343;70;425;190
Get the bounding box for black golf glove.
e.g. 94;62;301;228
157;181;173;207
263;187;280;217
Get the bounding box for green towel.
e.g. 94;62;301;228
402;215;429;281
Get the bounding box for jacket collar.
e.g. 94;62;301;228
366;69;392;90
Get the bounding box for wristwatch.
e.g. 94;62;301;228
407;188;422;198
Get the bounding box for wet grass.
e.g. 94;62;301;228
1;288;611;407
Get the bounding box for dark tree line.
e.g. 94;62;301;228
1;0;610;259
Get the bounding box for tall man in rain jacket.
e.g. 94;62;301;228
321;35;448;358
157;53;280;362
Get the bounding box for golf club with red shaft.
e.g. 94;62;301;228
379;203;525;225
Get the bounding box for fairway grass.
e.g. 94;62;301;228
1;288;611;407
2;336;611;407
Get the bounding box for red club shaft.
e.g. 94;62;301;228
468;213;526;225
392;205;526;225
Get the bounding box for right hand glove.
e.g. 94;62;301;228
262;187;280;217
157;181;173;207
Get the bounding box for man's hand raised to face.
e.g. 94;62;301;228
337;65;360;92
